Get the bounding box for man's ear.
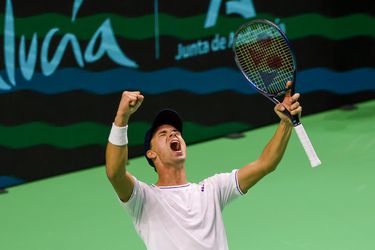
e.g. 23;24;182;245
147;150;156;161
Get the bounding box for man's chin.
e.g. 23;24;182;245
174;156;186;165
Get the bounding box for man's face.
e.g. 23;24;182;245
149;124;187;167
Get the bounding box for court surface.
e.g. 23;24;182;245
1;100;374;250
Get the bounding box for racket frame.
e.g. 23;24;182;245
233;19;300;125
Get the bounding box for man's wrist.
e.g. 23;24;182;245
114;114;130;127
280;119;293;128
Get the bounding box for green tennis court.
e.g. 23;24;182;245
1;100;374;250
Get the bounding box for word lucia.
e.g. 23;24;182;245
0;0;138;90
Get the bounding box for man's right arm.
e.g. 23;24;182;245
105;91;144;202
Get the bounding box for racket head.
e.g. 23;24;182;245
232;19;297;103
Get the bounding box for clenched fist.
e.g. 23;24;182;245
114;91;144;126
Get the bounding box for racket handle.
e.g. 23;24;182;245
294;123;321;167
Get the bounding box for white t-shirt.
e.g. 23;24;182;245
118;169;244;250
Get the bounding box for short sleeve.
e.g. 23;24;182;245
204;169;245;209
118;176;144;222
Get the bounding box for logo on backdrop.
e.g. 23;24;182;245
0;0;138;91
0;0;286;90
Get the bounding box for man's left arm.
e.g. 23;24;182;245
237;83;302;193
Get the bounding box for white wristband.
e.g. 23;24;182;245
108;123;128;146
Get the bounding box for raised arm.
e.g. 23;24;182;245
106;91;144;202
237;84;302;193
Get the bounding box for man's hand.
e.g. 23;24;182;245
114;91;144;126
274;81;302;125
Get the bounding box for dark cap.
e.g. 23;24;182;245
144;109;183;169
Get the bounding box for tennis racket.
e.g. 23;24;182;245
232;19;321;167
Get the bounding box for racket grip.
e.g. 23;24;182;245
294;123;321;167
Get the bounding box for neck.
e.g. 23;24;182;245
155;163;187;186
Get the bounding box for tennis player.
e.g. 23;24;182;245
106;86;302;250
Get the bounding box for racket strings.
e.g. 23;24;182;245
234;22;295;95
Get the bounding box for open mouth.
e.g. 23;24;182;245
170;140;181;152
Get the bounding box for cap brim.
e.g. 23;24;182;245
150;109;183;134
